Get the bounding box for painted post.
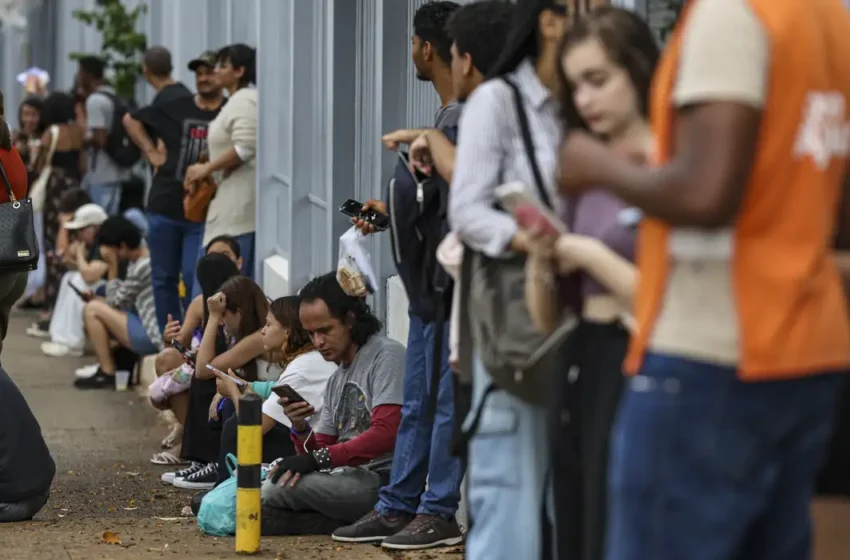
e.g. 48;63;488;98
236;392;262;554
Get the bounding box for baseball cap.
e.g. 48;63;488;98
64;203;108;230
188;51;218;71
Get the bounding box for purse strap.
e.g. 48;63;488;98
502;77;553;210
45;125;60;163
0;155;16;203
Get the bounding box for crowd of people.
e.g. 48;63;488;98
1;0;850;559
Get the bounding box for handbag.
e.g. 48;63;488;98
458;77;576;405
183;152;216;223
29;125;59;212
0;154;39;272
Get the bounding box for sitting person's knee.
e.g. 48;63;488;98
82;299;106;318
155;348;183;375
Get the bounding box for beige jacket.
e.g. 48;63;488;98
203;87;258;245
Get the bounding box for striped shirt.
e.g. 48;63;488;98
448;59;563;257
105;256;162;350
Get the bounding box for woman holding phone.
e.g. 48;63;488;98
211;296;336;485
517;8;657;560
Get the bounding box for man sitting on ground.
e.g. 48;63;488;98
0;366;55;522
74;217;162;389
261;272;406;535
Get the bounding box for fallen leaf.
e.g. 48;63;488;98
129;499;136;508
107;507;117;513
102;530;122;545
57;514;65;518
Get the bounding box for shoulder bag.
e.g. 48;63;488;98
0;154;39;271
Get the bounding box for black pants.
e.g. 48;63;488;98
216;414;296;485
181;378;221;464
552;320;628;560
817;375;850;496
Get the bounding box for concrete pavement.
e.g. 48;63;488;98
0;310;846;559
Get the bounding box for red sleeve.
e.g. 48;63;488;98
290;404;402;467
0;148;28;203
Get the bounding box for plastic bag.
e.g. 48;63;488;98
197;455;269;536
337;226;378;297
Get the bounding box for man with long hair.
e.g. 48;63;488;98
261;272;406;536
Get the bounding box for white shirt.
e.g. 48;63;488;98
261;350;337;428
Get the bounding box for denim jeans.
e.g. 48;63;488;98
465;357;553;560
607;353;845;560
192;231;255;298
86;182;122;216
146;213;204;331
375;312;463;518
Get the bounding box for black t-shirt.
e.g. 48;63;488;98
132;85;222;220
0;368;55;502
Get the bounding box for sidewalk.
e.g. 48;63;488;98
0;312;460;560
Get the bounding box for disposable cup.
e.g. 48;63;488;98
115;370;131;392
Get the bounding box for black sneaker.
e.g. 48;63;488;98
73;369;115;390
332;510;414;543
380;514;464;550
173;462;218;490
161;462;203;485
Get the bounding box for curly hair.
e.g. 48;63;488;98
269;296;314;367
298;272;382;347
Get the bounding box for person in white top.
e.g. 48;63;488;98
212;296;336;486
184;44;258;279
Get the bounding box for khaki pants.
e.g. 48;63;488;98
0;272;27;361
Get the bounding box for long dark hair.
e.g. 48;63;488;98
488;0;569;78
40;92;77;129
269;296;314;367
196;253;241;357
299;272;382;347
557;6;659;132
18;96;45;136
220;276;269;380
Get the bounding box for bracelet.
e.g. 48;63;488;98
290;420;310;437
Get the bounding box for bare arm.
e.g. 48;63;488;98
122;113;157;156
76;250;109;285
178;295;204;347
525;252;560;334
421;130;456;182
195;316;265;380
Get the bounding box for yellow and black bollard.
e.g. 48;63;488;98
236;392;262;554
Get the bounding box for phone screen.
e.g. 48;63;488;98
339;199;364;218
272;384;307;405
205;364;246;386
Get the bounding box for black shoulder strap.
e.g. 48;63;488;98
502;77;553;210
0;157;15;202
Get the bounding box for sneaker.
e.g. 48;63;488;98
42;341;84;358
161;462;204;484
26;321;50;339
380;514;464;551
332;510;414;543
73;369;115;390
173;462;218;490
74;364;100;379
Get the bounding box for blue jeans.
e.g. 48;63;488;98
146;213;204;331
192;231;255;298
606;353;845;560
86;182;122;216
375;312;463;518
464;356;553;560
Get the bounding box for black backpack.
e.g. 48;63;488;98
99;91;141;168
385;126;458;324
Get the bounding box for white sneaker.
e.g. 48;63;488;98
42;341;84;358
74;363;100;379
161;462;204;485
172;463;218;490
26;323;50;339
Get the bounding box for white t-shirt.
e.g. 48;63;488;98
261;351;337;428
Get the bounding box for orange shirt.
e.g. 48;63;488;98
626;0;850;380
0;148;29;204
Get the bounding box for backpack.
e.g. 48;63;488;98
98;91;141;168
385;127;458;324
457;77;577;407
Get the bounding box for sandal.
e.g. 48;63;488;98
161;424;183;449
150;451;189;466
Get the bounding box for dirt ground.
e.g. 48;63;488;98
0;313;463;560
0;312;847;559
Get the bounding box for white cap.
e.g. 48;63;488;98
64;203;108;230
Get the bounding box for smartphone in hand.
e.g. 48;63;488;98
339;199;390;232
272;384;308;406
171;340;196;366
206;364;246;386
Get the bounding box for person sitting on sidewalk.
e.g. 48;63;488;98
41;200;109;358
261;272;406;536
0;366;55;522
74;216;162;389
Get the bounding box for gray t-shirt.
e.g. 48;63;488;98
435;101;462;130
86;86;129;184
314;334;405;445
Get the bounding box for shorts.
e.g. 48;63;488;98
127;313;158;356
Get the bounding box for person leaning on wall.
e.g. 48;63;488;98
0;89;32;361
